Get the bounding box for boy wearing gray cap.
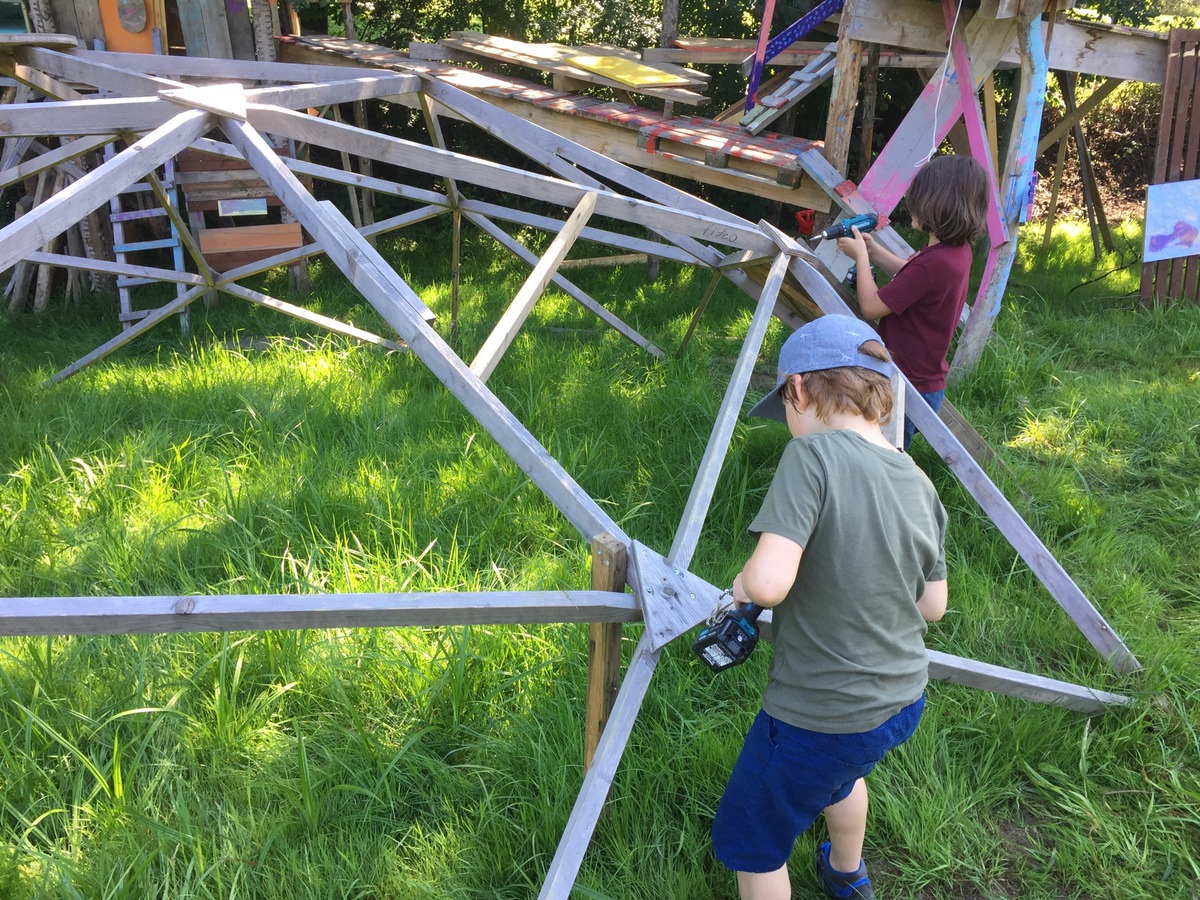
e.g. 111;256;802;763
711;315;949;900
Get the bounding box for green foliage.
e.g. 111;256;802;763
0;220;1197;897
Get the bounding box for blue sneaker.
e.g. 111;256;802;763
816;841;875;899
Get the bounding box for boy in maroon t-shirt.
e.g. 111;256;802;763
836;154;989;449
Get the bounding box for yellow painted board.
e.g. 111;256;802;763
565;54;692;88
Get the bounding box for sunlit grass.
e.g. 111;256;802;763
0;219;1196;897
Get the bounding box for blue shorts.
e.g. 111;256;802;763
711;696;925;873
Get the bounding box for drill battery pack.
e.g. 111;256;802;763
693;604;763;673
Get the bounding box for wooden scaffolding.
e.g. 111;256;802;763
0;27;1144;899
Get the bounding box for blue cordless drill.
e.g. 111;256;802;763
812;212;879;242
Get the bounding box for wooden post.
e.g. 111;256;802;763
585;534;627;773
823;0;864;176
1061;72;1114;257
950;10;1046;377
983;72;1000;174
856;42;881;183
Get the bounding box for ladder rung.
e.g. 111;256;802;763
114;238;180;253
111;207;171;223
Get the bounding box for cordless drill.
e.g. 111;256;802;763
812;212;879;242
693;603;764;673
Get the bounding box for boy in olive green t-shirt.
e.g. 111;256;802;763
711;315;948;900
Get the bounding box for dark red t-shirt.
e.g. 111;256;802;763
877;241;973;392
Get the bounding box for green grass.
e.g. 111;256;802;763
0;220;1197;898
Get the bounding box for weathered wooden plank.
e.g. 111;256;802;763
471;191;597;381
0;590;640;636
846;0;1166;84
0;133;110;191
244;72;419;109
0;109;211;276
1036;76;1122;155
824;2;863;176
669;249;788;567
67;48;396;85
440;31;708;106
927;650;1130;714
25;250;206;286
0;53;86;102
17;45;184;97
222;116;629;545
462;211;665;359
225;0;256;61
0;94;184;136
539;632;661;898
0;33;79;52
177;0;233;59
46;283;210;385
245;104;774;253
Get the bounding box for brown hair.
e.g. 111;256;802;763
907;154;988;247
781;340;895;424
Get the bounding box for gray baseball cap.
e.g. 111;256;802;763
747;315;895;422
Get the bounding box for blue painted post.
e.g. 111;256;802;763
950;11;1048;379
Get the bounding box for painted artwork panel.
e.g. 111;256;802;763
1144;180;1200;263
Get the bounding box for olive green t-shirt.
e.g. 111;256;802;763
749;429;947;734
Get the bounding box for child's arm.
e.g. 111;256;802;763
732;532;803;609
834;228;891;320
916;579;947;622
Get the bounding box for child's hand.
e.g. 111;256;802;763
836;227;873;262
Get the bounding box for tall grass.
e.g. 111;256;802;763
0;219;1197;897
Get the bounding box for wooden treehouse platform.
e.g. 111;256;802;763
274;34;836;211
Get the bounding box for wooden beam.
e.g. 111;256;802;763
952;11;1048;375
24;250;207;287
669;249;788;566
824;0;864;176
0;94;186;136
1036;76;1122;155
470;191;598;382
927;650;1130;714
244;72;419;109
539;632;661;898
46;283;211;386
585;535;628;773
66;48;396;85
222;117;629;546
0;133;111;191
0;109;211;276
846;0;1167;84
0;590;639;635
16;45;185;96
245;103;775;254
462;211;665;359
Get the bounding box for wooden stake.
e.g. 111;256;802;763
585;534;627;774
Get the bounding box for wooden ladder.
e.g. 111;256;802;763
105;146;190;334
